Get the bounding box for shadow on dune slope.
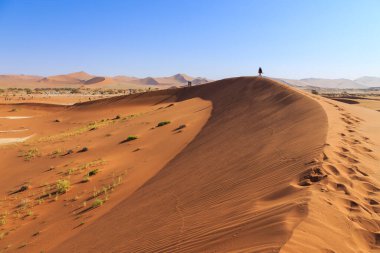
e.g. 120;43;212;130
55;77;328;252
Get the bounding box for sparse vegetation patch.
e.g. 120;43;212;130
157;121;171;127
19;185;30;192
121;135;138;143
56;179;70;194
92;198;104;208
78;159;105;171
174;124;186;131
78;147;89;153
82;175;90;183
20;148;41;161
49;149;63;158
88;168;99;177
0;217;6;226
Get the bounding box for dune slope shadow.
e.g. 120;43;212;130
54;77;328;252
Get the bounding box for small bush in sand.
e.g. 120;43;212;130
21;148;41;161
78;147;89;153
50;149;63;157
157;121;171;127
0;218;6;226
56;179;70;194
311;89;319;95
19;185;30;192
92;198;103;208
174;124;186;131
18;198;31;209
82;175;90;183
66;168;74;175
121;135;138;143
19;243;27;248
88;169;99;177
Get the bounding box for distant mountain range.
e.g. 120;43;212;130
277;76;380;89
1;72;379;90
0;71;211;89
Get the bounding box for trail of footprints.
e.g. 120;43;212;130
299;102;380;249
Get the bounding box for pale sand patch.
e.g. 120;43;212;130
0;129;29;133
0;135;33;145
0;116;32;119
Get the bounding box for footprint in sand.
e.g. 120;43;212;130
351;146;373;158
367;199;379;206
345;119;355;125
348;139;361;144
323;164;340;176
359;146;373;153
372;233;380;246
350;175;369;182
349;200;360;210
336;183;350;195
298;167;327;186
335;152;359;164
361;182;380;193
355;168;369;177
343;166;356;175
361;136;372;144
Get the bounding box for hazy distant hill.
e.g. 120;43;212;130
154;73;211;85
354;76;380;87
300;78;367;89
276;77;376;89
138;77;160;85
274;78;313;88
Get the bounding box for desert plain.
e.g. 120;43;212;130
0;76;379;253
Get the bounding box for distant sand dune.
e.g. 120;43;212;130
0;72;211;89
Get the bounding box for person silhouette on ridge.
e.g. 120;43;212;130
258;67;263;77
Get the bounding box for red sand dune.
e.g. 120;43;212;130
0;72;210;89
0;77;379;252
53;77;328;252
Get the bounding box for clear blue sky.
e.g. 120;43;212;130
0;0;379;79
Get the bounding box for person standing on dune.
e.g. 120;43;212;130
258;67;263;77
